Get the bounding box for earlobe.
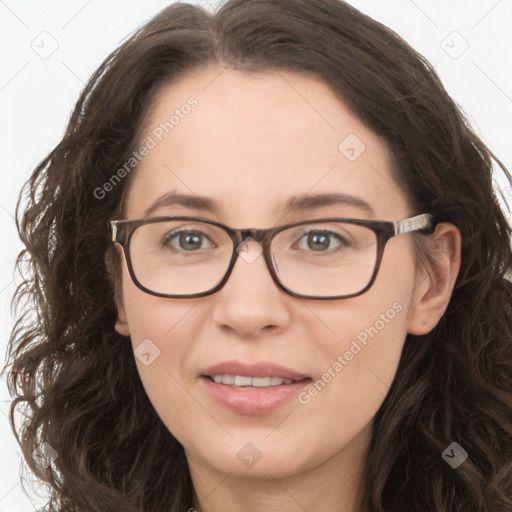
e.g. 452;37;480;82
407;223;461;336
105;246;131;337
113;285;131;337
114;285;131;337
115;311;131;337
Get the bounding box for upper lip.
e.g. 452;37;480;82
201;360;310;381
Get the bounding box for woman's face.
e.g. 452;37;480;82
115;66;441;483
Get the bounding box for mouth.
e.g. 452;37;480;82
200;360;311;388
199;361;313;415
203;374;311;388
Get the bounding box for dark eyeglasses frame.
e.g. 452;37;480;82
108;213;435;301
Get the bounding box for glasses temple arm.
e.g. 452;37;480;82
393;213;435;236
109;221;118;242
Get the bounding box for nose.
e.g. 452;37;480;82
210;238;292;338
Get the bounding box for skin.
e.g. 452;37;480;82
114;66;461;512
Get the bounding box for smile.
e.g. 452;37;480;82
207;375;300;387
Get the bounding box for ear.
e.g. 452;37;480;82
407;222;461;335
114;300;131;337
105;246;131;337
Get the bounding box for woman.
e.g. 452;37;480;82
3;0;512;511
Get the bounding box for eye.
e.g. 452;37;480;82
295;230;349;252
163;230;214;252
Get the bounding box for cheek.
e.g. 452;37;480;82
300;298;409;415
290;300;411;471
299;238;416;413
119;259;197;340
119;263;199;386
121;284;204;437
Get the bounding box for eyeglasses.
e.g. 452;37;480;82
108;213;434;300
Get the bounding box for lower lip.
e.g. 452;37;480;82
200;376;312;415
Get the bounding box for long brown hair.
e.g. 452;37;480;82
3;1;512;510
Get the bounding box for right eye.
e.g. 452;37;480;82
162;230;214;252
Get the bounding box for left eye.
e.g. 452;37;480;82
296;230;347;252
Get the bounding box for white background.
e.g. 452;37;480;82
0;0;511;509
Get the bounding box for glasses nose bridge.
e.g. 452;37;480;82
236;227;273;245
227;227;277;289
231;227;275;271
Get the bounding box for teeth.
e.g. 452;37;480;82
210;375;295;387
251;377;270;387
235;375;253;386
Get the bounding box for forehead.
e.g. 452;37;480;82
123;66;409;223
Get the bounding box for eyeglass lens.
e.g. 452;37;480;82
128;219;378;297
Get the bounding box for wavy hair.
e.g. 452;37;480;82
3;0;512;510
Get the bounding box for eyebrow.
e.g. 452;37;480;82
143;191;375;218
